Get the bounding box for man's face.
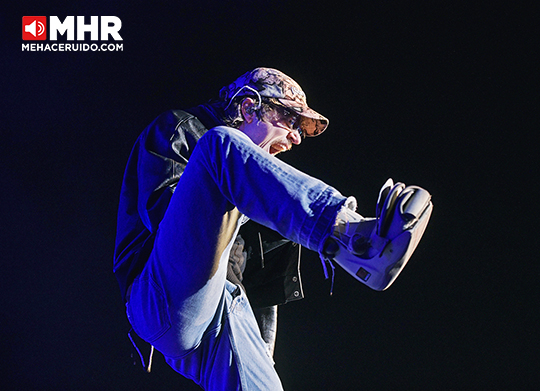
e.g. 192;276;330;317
239;100;303;155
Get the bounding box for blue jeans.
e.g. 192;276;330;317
126;126;348;390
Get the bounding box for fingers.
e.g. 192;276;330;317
229;234;247;281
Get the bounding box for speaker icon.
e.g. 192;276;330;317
25;20;45;37
22;16;47;40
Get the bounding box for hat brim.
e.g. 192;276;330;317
277;98;329;137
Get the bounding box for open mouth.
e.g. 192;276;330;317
269;142;291;155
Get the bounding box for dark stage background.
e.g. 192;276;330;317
1;1;537;390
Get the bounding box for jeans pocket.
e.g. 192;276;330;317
127;277;171;343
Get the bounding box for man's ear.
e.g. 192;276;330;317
241;98;257;123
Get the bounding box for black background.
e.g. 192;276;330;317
1;1;537;390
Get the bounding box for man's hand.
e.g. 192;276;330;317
228;235;247;284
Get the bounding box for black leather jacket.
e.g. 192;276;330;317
113;105;304;308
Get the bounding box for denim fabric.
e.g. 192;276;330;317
126;126;348;390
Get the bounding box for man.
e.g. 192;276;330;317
114;68;432;390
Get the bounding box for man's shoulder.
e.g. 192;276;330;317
150;109;204;131
140;109;207;144
166;109;204;126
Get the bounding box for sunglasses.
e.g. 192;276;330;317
263;103;304;138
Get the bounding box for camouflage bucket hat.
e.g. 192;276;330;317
219;67;329;137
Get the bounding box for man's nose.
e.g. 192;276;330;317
288;129;302;145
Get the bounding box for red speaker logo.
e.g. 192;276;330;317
23;16;47;40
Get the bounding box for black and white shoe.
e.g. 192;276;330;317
324;179;433;291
